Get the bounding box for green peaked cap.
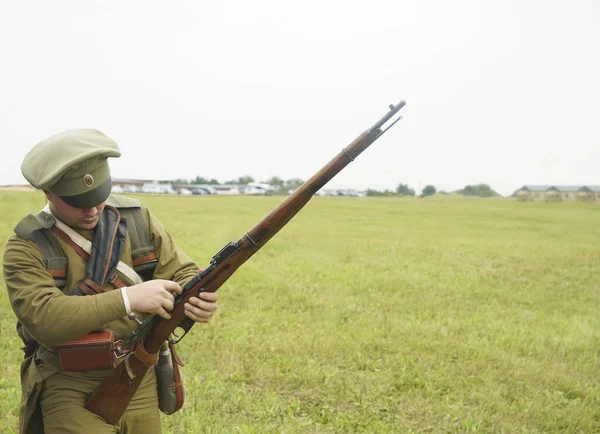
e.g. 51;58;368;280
21;129;121;208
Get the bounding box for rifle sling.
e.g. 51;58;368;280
132;339;158;367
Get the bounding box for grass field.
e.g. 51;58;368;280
1;191;600;433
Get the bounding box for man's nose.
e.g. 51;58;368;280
83;206;100;216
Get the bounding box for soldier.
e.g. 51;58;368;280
3;129;219;434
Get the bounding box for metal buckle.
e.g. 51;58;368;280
112;340;130;359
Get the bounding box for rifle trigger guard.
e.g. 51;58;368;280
170;318;193;344
170;333;186;345
170;329;183;345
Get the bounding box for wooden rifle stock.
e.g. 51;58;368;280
86;100;406;423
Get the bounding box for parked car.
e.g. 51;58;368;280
193;186;217;195
199;186;218;195
244;182;272;195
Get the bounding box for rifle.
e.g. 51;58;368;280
86;100;407;423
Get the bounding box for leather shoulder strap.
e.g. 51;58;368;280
119;207;158;281
15;211;68;290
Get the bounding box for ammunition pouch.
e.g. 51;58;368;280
56;330;117;372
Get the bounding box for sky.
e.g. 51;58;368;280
1;0;599;197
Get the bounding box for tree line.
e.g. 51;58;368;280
368;183;498;198
174;176;499;198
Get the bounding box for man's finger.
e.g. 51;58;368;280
185;302;211;317
188;297;218;312
162;298;174;312
198;291;218;302
160;280;182;294
163;290;175;304
156;307;171;320
184;309;209;323
198;300;218;312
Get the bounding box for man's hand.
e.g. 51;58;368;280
126;279;182;320
184;290;218;323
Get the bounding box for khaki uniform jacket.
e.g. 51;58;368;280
3;196;199;434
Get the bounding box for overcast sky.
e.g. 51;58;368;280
1;0;598;196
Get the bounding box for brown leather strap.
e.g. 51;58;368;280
168;342;185;411
51;226;90;261
132;339;159;367
132;252;157;266
77;282;96;296
78;278;104;295
109;273;126;289
170;343;185;367
48;269;67;278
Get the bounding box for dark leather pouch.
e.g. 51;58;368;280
57;330;116;371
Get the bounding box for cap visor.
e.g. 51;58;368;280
60;178;112;208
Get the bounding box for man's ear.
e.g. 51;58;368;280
43;190;53;202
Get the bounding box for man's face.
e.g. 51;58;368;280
44;191;106;230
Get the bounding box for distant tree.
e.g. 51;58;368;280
283;178;304;190
366;188;395;197
266;176;284;187
177;177;219;185
260;176;304;194
462;185;476;196
461;184;494;197
191;176;212;185
420;185;437;197
477;184;494;197
237;175;255;185
396;183;415;196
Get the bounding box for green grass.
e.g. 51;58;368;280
2;191;600;433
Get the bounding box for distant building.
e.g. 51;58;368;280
111;178;153;190
140;181;174;194
212;184;241;195
112;178;175;194
513;185;600;202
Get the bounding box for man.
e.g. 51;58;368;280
3;129;219;434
